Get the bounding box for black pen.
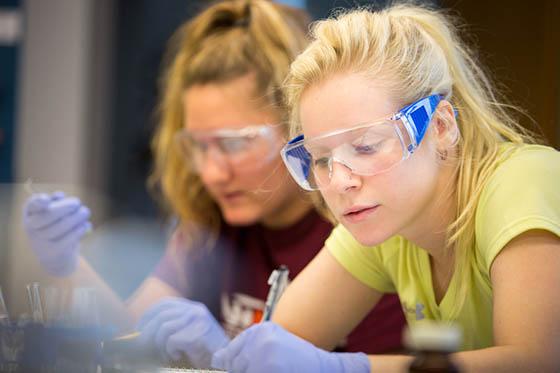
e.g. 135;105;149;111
262;265;290;322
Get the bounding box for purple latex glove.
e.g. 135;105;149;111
211;322;370;373
23;192;91;276
138;297;230;368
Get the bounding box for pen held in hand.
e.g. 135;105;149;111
262;265;289;322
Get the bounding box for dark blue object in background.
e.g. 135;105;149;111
0;0;21;182
109;0;203;218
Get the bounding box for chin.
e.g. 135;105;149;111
344;223;393;247
221;207;261;226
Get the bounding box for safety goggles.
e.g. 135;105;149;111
281;95;443;191
175;124;282;172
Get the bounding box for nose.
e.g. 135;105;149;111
199;146;232;184
328;159;361;193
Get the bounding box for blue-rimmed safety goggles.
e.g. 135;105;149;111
281;95;443;191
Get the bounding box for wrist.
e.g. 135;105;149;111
42;252;79;277
323;351;371;373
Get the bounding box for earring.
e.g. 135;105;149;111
438;149;448;161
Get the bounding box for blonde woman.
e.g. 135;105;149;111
22;0;405;369
212;3;560;372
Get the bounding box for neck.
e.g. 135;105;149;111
261;192;314;229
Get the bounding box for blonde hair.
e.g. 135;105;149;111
149;0;309;239
285;2;539;318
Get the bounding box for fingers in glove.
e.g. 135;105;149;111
43;206;91;241
231;354;251;373
138;298;191;329
26;197;82;230
211;326;253;371
139;306;187;343
154;316;192;352
53;221;92;249
24;194;52;215
50;191;65;200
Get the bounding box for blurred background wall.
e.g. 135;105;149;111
0;0;559;315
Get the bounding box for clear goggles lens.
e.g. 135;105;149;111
281;95;443;191
176;124;281;172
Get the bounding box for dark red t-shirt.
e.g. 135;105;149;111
152;210;405;353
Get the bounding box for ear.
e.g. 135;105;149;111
432;100;459;150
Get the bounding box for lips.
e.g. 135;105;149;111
221;191;246;202
342;204;380;223
225;191;243;198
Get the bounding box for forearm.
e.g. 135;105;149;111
272;249;383;351
364;345;558;373
451;345;558;373
367;354;412;372
62;257;132;330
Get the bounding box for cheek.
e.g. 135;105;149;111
250;156;286;186
236;157;293;211
360;149;440;207
198;175;216;196
199;172;214;187
388;153;440;208
319;188;338;214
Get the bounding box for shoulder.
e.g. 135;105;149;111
475;143;560;272
477;144;560;216
491;143;559;177
167;222;228;258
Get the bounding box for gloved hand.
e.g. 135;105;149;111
138;297;230;368
211;322;370;373
23;192;91;277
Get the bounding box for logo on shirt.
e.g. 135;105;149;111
402;301;425;320
221;293;265;338
221;292;350;349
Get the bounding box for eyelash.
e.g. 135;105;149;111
310;140;384;168
353;141;381;154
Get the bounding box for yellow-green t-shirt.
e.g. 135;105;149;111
326;144;560;350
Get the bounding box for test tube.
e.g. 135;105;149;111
32;283;44;323
26;282;44;323
25;285;33;314
0;287;10;325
